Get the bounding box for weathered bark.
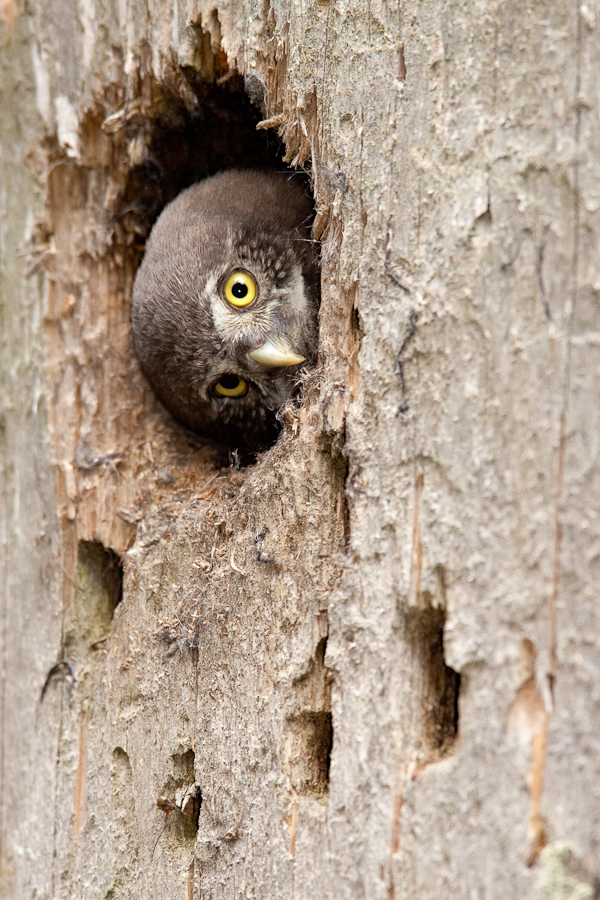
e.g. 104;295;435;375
1;0;599;898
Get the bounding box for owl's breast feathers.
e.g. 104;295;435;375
132;170;319;453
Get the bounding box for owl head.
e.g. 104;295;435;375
131;170;319;454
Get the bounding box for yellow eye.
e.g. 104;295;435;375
224;269;257;308
214;374;248;397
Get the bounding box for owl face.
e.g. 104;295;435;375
131;170;319;454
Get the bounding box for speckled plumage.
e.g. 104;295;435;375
131;170;319;453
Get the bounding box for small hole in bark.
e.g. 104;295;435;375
285;637;333;794
285;710;332;795
405;605;460;756
157;748;202;846
64;541;123;660
79;540;123;614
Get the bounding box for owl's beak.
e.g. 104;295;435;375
247;334;305;368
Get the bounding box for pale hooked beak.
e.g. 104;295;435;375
247;334;306;368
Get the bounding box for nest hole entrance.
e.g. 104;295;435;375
113;70;293;250
107;42;316;462
44;23;318;520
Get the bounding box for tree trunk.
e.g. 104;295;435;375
1;1;599;898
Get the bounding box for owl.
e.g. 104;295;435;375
132;170;319;454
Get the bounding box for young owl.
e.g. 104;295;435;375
132;170;319;454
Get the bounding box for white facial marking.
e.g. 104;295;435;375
207;241;306;349
209;283;275;344
287;264;308;319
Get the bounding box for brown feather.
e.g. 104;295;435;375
132;170;319;454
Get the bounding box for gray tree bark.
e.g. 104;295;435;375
1;0;599;898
